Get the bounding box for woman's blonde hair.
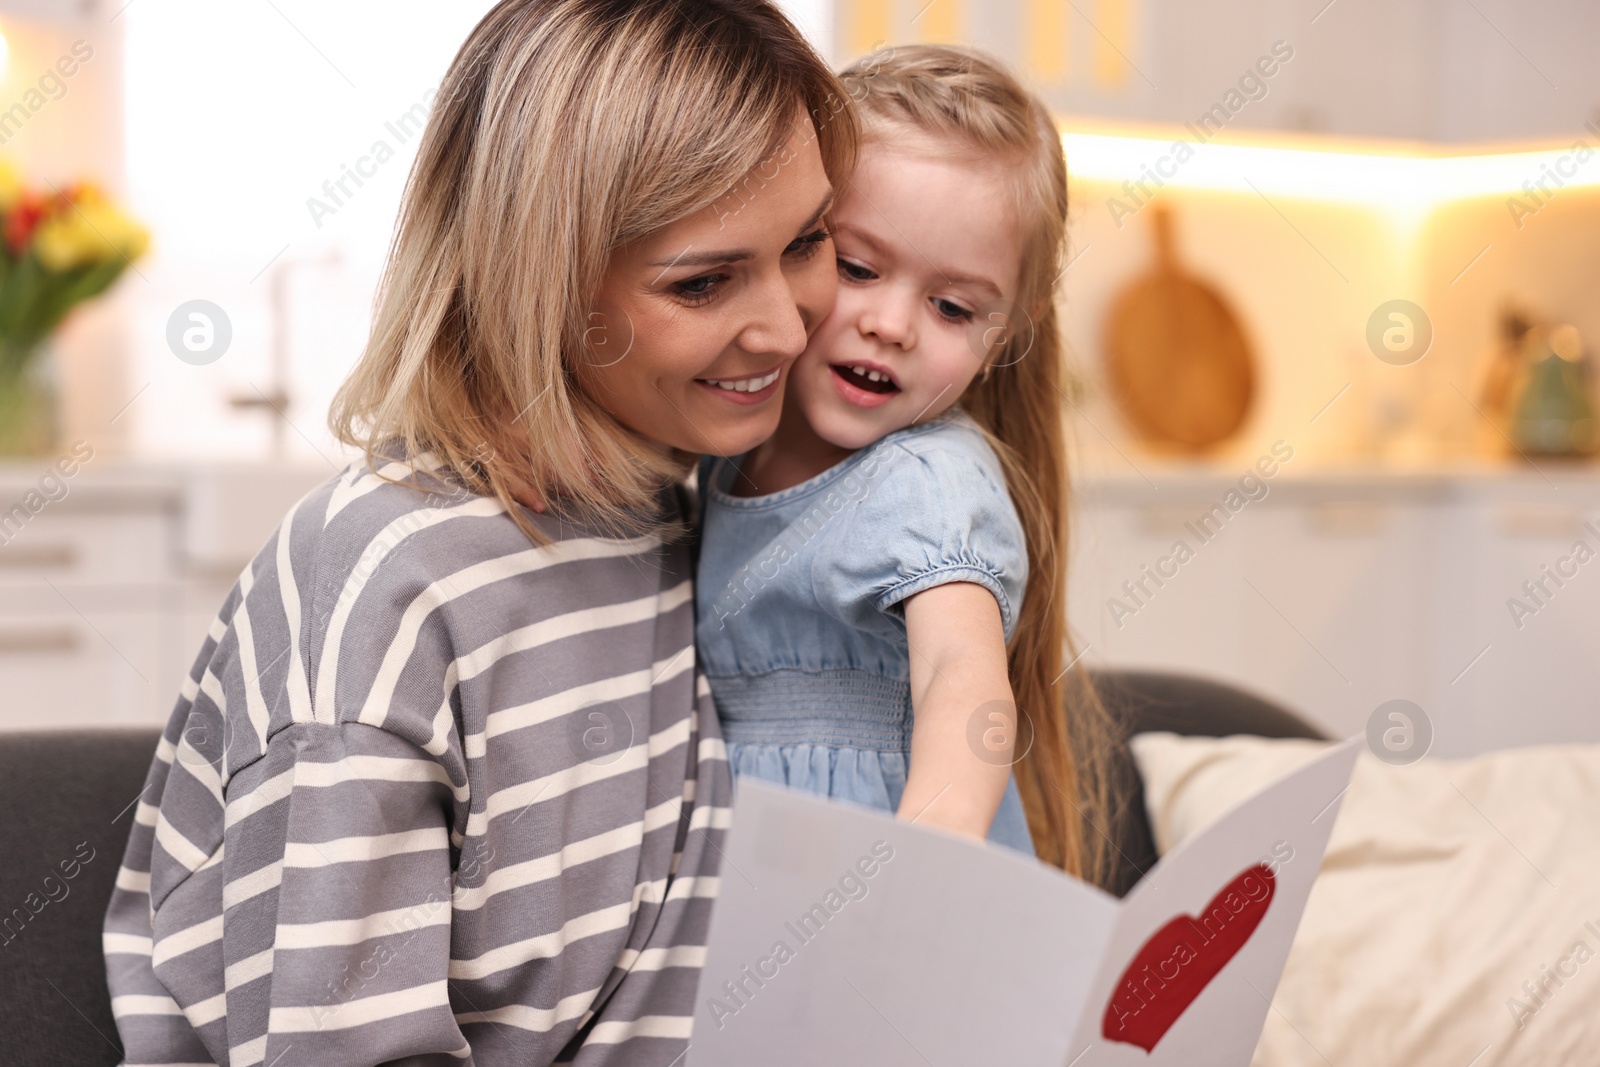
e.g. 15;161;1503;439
332;0;858;537
839;44;1115;881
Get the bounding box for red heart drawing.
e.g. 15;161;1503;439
1101;864;1276;1053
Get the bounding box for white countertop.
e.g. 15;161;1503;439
1076;458;1600;503
0;457;335;572
6;452;1598;508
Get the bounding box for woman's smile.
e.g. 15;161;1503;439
584;101;839;458
696;364;787;404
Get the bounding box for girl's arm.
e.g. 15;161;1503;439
898;581;1017;841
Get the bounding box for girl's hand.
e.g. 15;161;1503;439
897;582;1016;841
503;470;548;513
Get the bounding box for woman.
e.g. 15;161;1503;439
103;2;857;1064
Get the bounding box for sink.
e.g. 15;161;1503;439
180;461;338;574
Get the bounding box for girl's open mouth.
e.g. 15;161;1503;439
830;363;899;395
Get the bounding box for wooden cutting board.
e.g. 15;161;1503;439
1104;203;1255;451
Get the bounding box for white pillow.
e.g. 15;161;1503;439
1129;732;1600;1067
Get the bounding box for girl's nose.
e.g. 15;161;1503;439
860;292;916;349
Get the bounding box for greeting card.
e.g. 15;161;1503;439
689;738;1359;1065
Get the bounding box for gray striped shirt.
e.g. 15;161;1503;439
103;453;730;1066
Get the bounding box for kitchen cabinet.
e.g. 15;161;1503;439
0;479;179;728
0;460;329;731
827;0;1600;144
1431;487;1600;754
0;0;110;23
1070;466;1600;756
0;604;171;726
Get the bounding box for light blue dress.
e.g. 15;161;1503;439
695;408;1036;855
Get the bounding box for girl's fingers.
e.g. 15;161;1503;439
502;471;548;513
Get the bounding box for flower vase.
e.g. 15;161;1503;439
0;340;60;456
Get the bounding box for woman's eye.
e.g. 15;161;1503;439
784;227;832;261
673;274;726;306
933;297;974;323
838;259;875;282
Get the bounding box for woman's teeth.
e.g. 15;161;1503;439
703;369;781;393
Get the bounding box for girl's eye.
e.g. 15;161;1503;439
784;227;832;261
838;258;876;282
933;297;974;324
673;273;727;306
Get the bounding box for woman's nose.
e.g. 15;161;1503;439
739;274;810;360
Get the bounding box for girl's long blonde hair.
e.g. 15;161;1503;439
840;45;1114;881
332;0;857;539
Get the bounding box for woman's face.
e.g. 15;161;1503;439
582;103;838;457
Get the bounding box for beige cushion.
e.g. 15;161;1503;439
1129;732;1600;1067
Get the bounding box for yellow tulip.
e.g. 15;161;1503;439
0;158;22;212
34;191;150;270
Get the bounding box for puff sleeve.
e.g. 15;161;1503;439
810;433;1028;640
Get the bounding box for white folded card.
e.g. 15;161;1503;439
689;737;1360;1066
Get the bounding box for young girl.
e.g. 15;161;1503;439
696;44;1106;873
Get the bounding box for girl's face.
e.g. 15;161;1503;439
788;133;1026;450
582;104;838;458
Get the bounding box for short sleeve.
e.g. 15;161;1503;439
812;433;1028;639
